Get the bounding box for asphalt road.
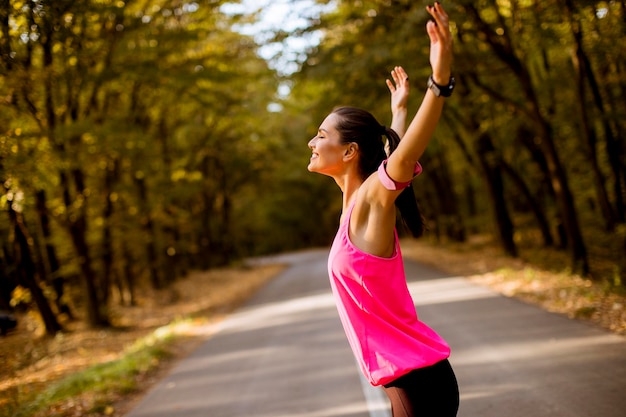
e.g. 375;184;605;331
125;249;626;417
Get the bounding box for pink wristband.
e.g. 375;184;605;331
377;159;422;191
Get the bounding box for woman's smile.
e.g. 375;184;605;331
307;114;345;173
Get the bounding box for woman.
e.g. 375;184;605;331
307;3;459;416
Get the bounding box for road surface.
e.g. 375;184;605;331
125;249;626;417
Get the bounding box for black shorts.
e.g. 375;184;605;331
383;359;459;417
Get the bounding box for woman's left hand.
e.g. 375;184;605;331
426;2;453;85
386;66;410;116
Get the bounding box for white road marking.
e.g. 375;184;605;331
357;364;391;417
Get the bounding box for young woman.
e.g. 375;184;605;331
307;3;459;416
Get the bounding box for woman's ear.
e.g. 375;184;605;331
343;142;358;160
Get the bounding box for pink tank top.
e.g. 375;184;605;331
328;201;450;386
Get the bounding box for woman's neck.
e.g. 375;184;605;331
336;174;363;214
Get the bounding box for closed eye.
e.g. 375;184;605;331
318;128;329;138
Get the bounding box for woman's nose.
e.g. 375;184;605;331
308;137;317;148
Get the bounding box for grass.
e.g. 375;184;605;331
1;264;284;417
401;236;626;335
2;321;184;417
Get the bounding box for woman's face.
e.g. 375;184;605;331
307;113;350;176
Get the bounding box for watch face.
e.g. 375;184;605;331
427;76;441;96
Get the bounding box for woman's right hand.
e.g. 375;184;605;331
426;2;453;85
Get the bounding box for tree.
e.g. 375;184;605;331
282;0;624;279
0;0;279;328
454;0;589;274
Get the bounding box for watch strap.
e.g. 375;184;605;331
427;74;455;97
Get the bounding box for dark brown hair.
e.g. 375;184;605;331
331;106;424;237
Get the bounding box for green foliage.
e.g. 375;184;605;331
0;0;280;325
281;0;625;279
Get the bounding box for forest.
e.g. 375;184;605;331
1;0;624;336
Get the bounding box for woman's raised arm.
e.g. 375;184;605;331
387;66;410;141
384;2;453;183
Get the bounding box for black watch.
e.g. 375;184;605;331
427;74;455;97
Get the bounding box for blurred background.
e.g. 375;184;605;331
0;0;624;334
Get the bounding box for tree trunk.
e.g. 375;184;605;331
5;195;61;335
449;108;552;248
464;3;589;275
36;4;108;325
589;1;626;224
539;123;589;274
426;153;466;243
0;0;12;70
475;133;518;257
217;160;234;265
447;101;515;250
500;162;553;247
0;159;18;312
565;0;616;230
121;241;136;306
100;158;119;308
199;155;213;269
2;158;60;333
35;190;74;319
0;245;18;311
135;175;161;289
67;168;109;327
